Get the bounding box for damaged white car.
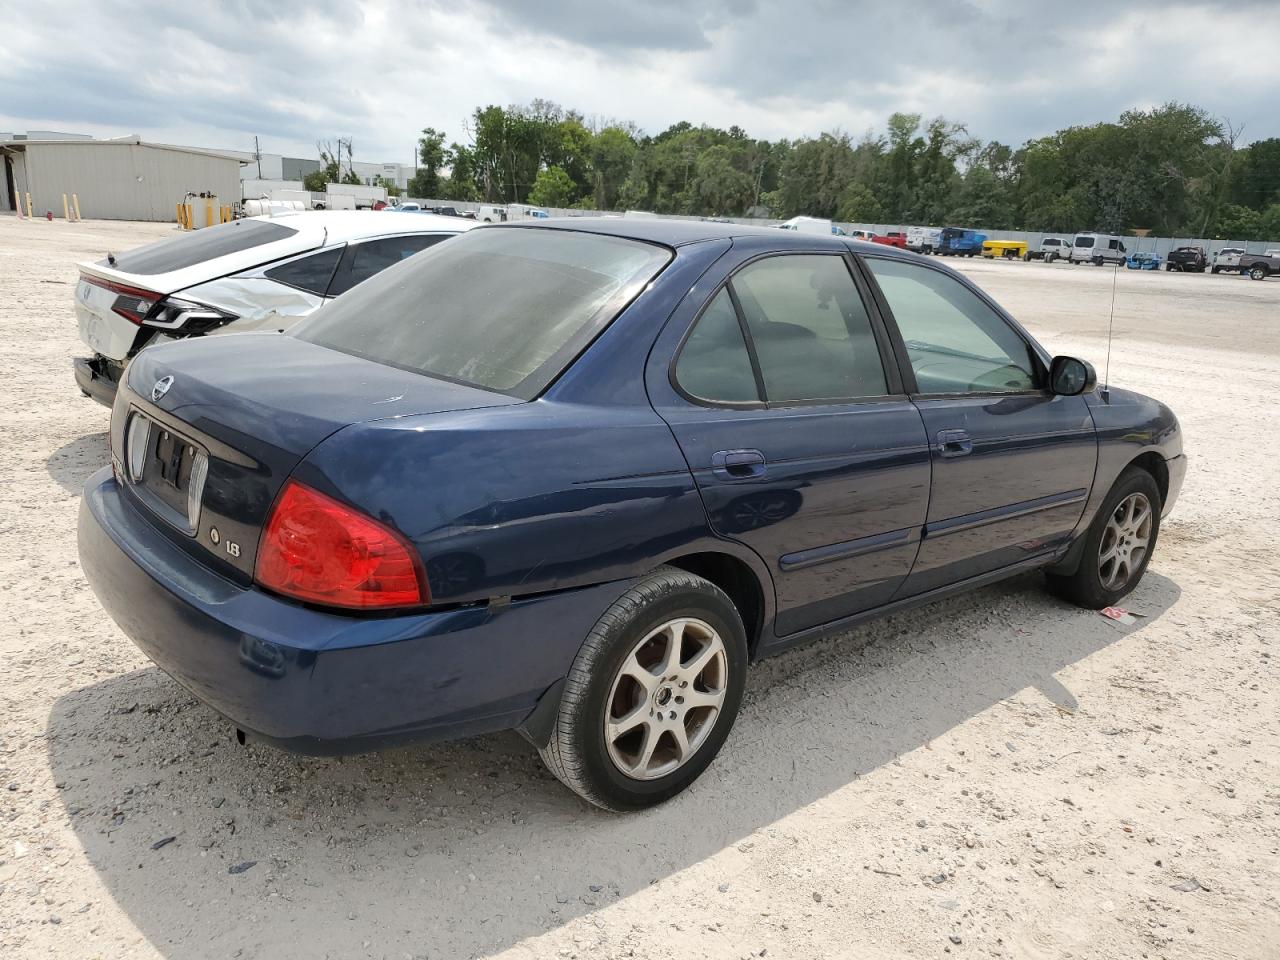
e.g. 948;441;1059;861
73;210;476;406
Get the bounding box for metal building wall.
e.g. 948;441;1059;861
22;142;240;221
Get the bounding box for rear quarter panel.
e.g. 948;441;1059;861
297;401;734;604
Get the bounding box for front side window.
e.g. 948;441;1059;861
731;255;888;402
865;258;1040;395
296;227;671;398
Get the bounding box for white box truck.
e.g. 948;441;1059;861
323;183;387;210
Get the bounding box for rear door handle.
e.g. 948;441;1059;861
936;429;973;458
712;448;767;480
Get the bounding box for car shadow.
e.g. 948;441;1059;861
45;431;109;494
46;570;1179;959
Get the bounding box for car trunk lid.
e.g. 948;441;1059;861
114;333;519;585
76;216;320;361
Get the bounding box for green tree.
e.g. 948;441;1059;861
691;145;753;215
302;169;329;192
590;127;637;209
1229;138;1280;211
1215;203;1262;239
407;127;447;197
774;133;857;218
529;165;576;207
835;181;885;223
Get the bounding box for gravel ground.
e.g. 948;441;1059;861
0;216;1277;960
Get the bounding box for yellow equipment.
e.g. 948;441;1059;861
981;239;1028;260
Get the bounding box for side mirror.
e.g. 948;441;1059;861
1050;356;1097;396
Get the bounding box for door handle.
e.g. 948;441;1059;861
936;429;973;458
712;448;767;480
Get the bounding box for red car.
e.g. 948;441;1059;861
872;231;908;249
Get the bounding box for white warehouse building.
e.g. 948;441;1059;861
0;135;243;221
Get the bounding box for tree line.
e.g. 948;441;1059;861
391;99;1280;239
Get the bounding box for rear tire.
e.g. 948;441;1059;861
538;568;748;811
1047;467;1162;609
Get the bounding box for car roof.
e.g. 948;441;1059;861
264;209;477;243
494;216;897;256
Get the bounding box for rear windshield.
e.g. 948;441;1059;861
1074;236;1096;248
109;219;297;274
294;227;672;399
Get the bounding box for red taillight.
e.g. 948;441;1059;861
254;481;427;610
81;273;159;326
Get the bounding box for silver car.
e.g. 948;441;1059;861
73;211;475;406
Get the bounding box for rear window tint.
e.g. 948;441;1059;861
264;247;343;296
295;228;671;399
108;219;297;275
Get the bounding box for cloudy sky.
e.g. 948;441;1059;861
3;1;1278;166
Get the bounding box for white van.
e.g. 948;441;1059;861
1070;233;1127;265
906;226;943;254
777;216;835;235
476;204;507;223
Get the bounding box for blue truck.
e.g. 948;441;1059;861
936;227;987;257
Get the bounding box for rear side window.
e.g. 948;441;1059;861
675;290;760;403
295;228;671;399
327;234;450;297
109;219;297;274
264;247;343;296
1074;236;1095;248
732;255;887;402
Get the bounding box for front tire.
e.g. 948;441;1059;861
1047;467;1162;609
538;568;748;811
1250;264;1268;280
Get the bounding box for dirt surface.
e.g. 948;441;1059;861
1;216;1277;960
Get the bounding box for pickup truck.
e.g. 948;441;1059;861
1239;250;1280;280
1165;246;1208;272
1025;237;1072;262
872;231;907;249
1211;247;1245;274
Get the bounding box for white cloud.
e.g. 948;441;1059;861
1;0;1277;165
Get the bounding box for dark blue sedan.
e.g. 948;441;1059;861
79;219;1185;810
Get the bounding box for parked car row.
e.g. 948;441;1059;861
74;214;1187;811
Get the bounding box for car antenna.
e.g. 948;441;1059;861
1101;261;1118;404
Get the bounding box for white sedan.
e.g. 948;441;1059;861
73;210;476;406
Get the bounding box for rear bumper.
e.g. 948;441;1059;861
73;356;120;408
78;468;631;754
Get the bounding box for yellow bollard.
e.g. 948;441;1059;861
26;193;33;218
72;194;81;221
176;202;184;227
205;199;213;229
62;194;70;220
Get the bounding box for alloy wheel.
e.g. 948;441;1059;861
604;617;728;781
1098;492;1153;591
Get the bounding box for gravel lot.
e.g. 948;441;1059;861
1;216;1277;960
